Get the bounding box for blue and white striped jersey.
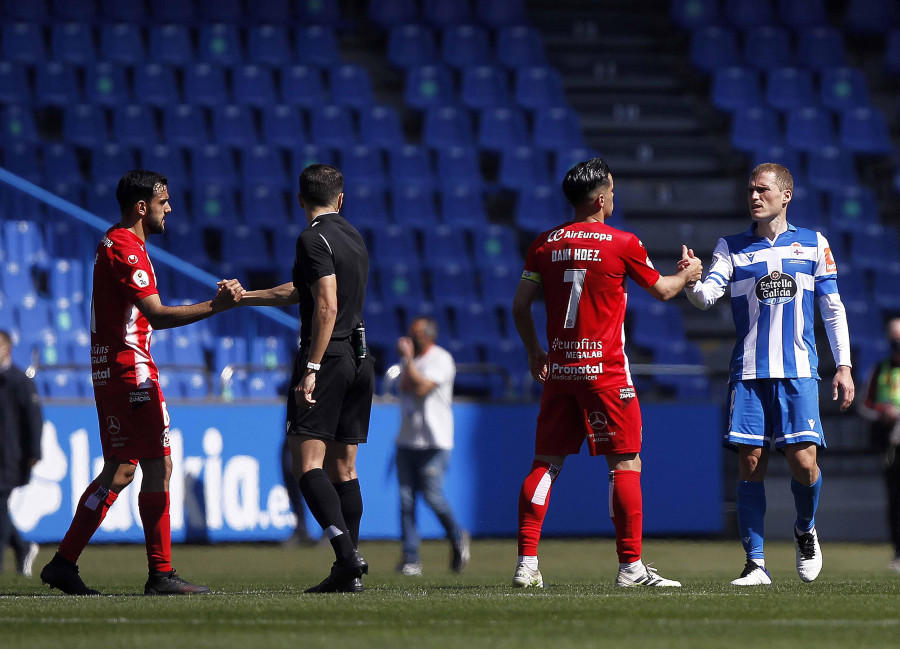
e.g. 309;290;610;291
687;223;851;382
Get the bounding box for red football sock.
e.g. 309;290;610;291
609;470;642;564
57;480;118;563
138;492;172;573
517;460;561;556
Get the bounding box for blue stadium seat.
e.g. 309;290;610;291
48;258;85;305
84;63;129;107
479;261;521;309
281;64;327;108
828;186;879;233
250;335;294;369
552;147;602;182
148;25;193;67
361;299;399;348
477;0;527;27
198;24;243;66
184;63;229;108
242;183;288;228
270;222;303;264
533;107;584;150
50;23;95;65
359;105;404;150
50;0;94;21
192;145;237;185
191;182;242;227
424;0;472;27
731;106;782;152
242;144;288;188
460;65;510;109
1;23;46;65
35;63;80;106
797;27;847;71
821;67;871;111
499;146;550;190
1;106;39;145
848;224;900;271
221;225;272;271
99;0;147;22
405;65;456;110
392;183;438;227
872;262;900;313
249;0;291;23
436;146;482;188
42;370;84;399
163;104;209;148
442;24;492;69
630;301;686;352
90;144;136;186
670;0;720;28
476;224;522;267
36;329;68;367
100;23;147;66
246;370;289;399
478;106;529;151
839;107;893;154
497;26;546;69
765;67;816;112
296;26;341;67
422;225;471;266
516;184;569;233
4;0;47;22
232;64;277;108
212;104;258;147
439;184;488;228
262;104;307;149
887;30;900;77
341;144;388;190
248;25;291;66
341;185;388;230
725;0;774;28
171;330;209;369
112;104;158;148
713;67;763;113
310;104;356;148
689;26;739;74
653;341;711;400
297;0;341;25
422;105;473;148
378;260;427;307
290;145;337;182
1;260;36;299
142;145;187;184
743;25;794;71
368;0;417;29
779;0;829;30
388;24;438;69
784;184;824;229
16;293;53;334
4;143;42;185
430;263;481;309
0;61;28;104
844;0;898;34
133;63;180;107
63;104;108;147
785;107;835;152
330;64;376;109
514;65;566;111
372;225;421;266
155;0;195;24
197;0;243;23
83;181;116;218
805;146;858;191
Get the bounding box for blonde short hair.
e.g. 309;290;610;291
750;163;794;191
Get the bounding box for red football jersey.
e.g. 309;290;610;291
522;220;661;392
89;226;160;398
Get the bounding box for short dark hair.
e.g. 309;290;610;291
562;157;612;207
116;170;168;215
299;164;343;208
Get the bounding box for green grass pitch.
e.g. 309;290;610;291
2;539;899;649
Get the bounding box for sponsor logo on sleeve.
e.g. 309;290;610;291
132;269;150;288
824;247;837;274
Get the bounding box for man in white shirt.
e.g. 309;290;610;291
395;317;470;575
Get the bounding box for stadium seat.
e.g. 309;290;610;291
110;105;156;149
184;63;229;108
63;104;108;148
442;24;492;69
405;65;456;110
232;64;277;108
242;183;288;228
99;0;146;22
359;105;405;150
1;23;46;65
743;25;794;71
42;370;84;399
839;107;893;154
192;145;237;185
50;23;96;65
670;0;720;28
3;143;42;185
828;186;879;233
388;145;434;190
197;0;243;23
141;145;187;185
533;107;584;150
429;263;481;308
241;144;288;189
477;0;527;27
422;106;473;148
148;25;193;67
368;0;417;29
1;260;36;300
689;26;739;74
388;24;438;69
84;63;129;107
765;67;816;112
100;23;146;66
496;26;546;69
392;183;438;227
516;184;569;233
310;105;356;149
784;184;824;230
296;0;340;25
887;30;900;77
514;66;567;111
849;224;900;271
221;225;272;271
341;145;387;190
163;104;209;148
280;64;327;108
330;64;376;109
171;330;209;369
423;0;472;27
725;0;775;27
133;63;180;108
261;104;307;149
552;147;602;182
630;301;686;352
48;258;85;305
785;107;835;152
779;0;829;30
248;25;291;66
872;262;900;312
372;225;421;266
341;185;388;230
476;224;522;267
246;370;289;399
820;68;872;112
250;335;293;369
4;0;47;22
16;293;53;334
436;146;482;188
296;26;342;67
439;184;489;228
422;225;471;265
0;62;30;104
1;106;39;145
198;24;243;66
34;63;80;106
805;146;858;191
460;65;510;110
479;260;521;309
844;0;898;34
290;145;337;182
378;260;427;308
212;104;258;148
498;146;551;190
90;144;136;186
478;106;529;151
797;27;847;71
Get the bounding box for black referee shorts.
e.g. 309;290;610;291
286;343;375;444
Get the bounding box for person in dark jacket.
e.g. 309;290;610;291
0;330;42;576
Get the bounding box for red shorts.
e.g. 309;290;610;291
534;385;642;456
96;384;171;465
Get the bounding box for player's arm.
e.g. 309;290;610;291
683;239;731;309
237;282;300;306
815;232;854;411
643;245;703;301
512;277;548;383
295;274;338;407
135;279;243;329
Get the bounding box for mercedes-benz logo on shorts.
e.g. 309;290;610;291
588;411;608;430
106;416;120;434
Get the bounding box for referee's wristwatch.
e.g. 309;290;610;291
306;361;321;372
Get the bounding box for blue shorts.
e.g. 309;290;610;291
725;378;826;449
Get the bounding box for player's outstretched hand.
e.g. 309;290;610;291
212;279;244;311
833;366;855;412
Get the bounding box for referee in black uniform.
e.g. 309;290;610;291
238;164;374;592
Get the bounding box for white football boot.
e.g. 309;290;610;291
794;527;822;582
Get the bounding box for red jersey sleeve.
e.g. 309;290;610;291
110;245;158;302
621;234;660;289
521;236;543;284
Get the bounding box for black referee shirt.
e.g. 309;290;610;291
292;212;369;349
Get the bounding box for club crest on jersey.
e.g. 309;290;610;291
127;254;139;265
132;269;150;288
755;269;797;305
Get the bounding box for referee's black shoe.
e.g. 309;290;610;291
305;551;368;593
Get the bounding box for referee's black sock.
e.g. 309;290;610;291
333;479;363;549
299;469;355;562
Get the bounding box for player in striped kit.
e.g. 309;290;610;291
683;163;855;585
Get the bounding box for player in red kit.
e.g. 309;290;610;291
511;158;702;588
40;170;244;595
